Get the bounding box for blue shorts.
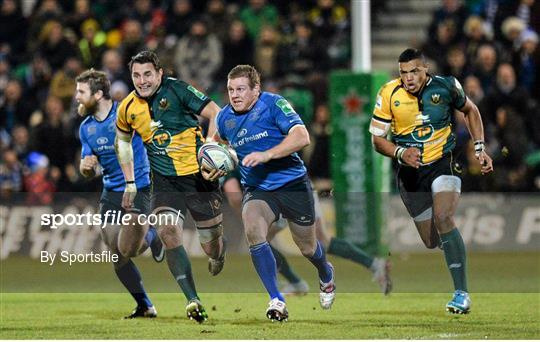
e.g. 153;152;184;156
242;176;315;226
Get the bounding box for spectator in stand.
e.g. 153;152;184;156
308;0;348;45
206;0;232;42
49;57;84;110
0;0;28;65
78;18;107;69
0;149;23;199
483;63;530;125
493;0;540;41
65;0;94;36
101;49;130;90
30;96;72;173
14;54;52;107
36;19;78;72
166;0;194;41
118;19;146;68
0;79;34;133
10;125;30;161
307;104;331;181
174;18;222;91
462;16;491;65
427;0;468;46
23;151;59;205
239;0;279;39
442;46;470;83
472;44;498;93
219;20;255;81
0;55;10;95
500;17;526;62
512;29;539;98
489;106;529;191
127;0;155;35
27;0;64;52
254;25;280;79
277;21;329;80
423;20;458;71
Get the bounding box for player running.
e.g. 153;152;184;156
115;51;226;323
369;49;493;314
76;69;163;319
222;172;392;295
204;65;335;322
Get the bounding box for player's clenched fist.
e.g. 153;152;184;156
402;147;421;168
81;155;98;172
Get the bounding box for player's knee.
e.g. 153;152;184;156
118;243;139;258
157;224;183;248
298;243;316;258
197;223;223;244
433;211;454;231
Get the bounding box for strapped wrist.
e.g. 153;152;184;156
394;146;406;163
474;140;485;156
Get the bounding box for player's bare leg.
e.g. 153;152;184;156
289;221;335;310
100;225;157;319
155;209;207;322
196;215;227;276
242;200;288;321
117;214;149;258
432;176;470;314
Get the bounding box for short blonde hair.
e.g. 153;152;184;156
227;65;261;89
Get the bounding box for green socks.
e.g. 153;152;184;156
328;237;374;268
270;245;303;284
165;246;199;301
441;228;468;292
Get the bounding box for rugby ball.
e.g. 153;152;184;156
198;142;238;173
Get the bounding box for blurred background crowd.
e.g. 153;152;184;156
0;0;539;204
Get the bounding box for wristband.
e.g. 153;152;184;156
474;140;485;156
394;146;406;163
126;181;135;184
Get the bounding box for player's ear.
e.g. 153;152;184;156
94;89;104;101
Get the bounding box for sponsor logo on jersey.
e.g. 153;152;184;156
237;128;248;137
276;98;295;116
411;125;434;142
152;129;171;149
394;100;400;107
187;85;207;100
96;137;109;145
415;112;430;124
87;125;96;135
225;119;236;129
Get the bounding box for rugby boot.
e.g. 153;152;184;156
124;305;157;319
446;290;471;314
186;299;208;323
266;298;288;322
370;257;393;295
319;262;336;310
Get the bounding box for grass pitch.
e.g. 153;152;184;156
1;252;539;339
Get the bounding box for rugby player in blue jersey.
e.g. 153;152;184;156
76;69;163;319
204;65;335;321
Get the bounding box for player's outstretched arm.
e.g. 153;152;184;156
460;98;493;174
115;129;137;209
242;125;310;167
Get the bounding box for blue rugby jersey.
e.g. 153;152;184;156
79;102;150;191
216;92;307;190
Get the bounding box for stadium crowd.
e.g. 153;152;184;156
0;0;538;204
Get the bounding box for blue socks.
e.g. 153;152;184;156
308;241;333;283
250;242;285;302
114;260;153;308
144;226;157;247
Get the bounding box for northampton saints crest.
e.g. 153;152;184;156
159;97;169;110
431;93;441;104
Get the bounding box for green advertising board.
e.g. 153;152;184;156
330;71;390;255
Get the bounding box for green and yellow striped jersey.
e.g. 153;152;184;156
117;77;210;176
372;75;466;164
